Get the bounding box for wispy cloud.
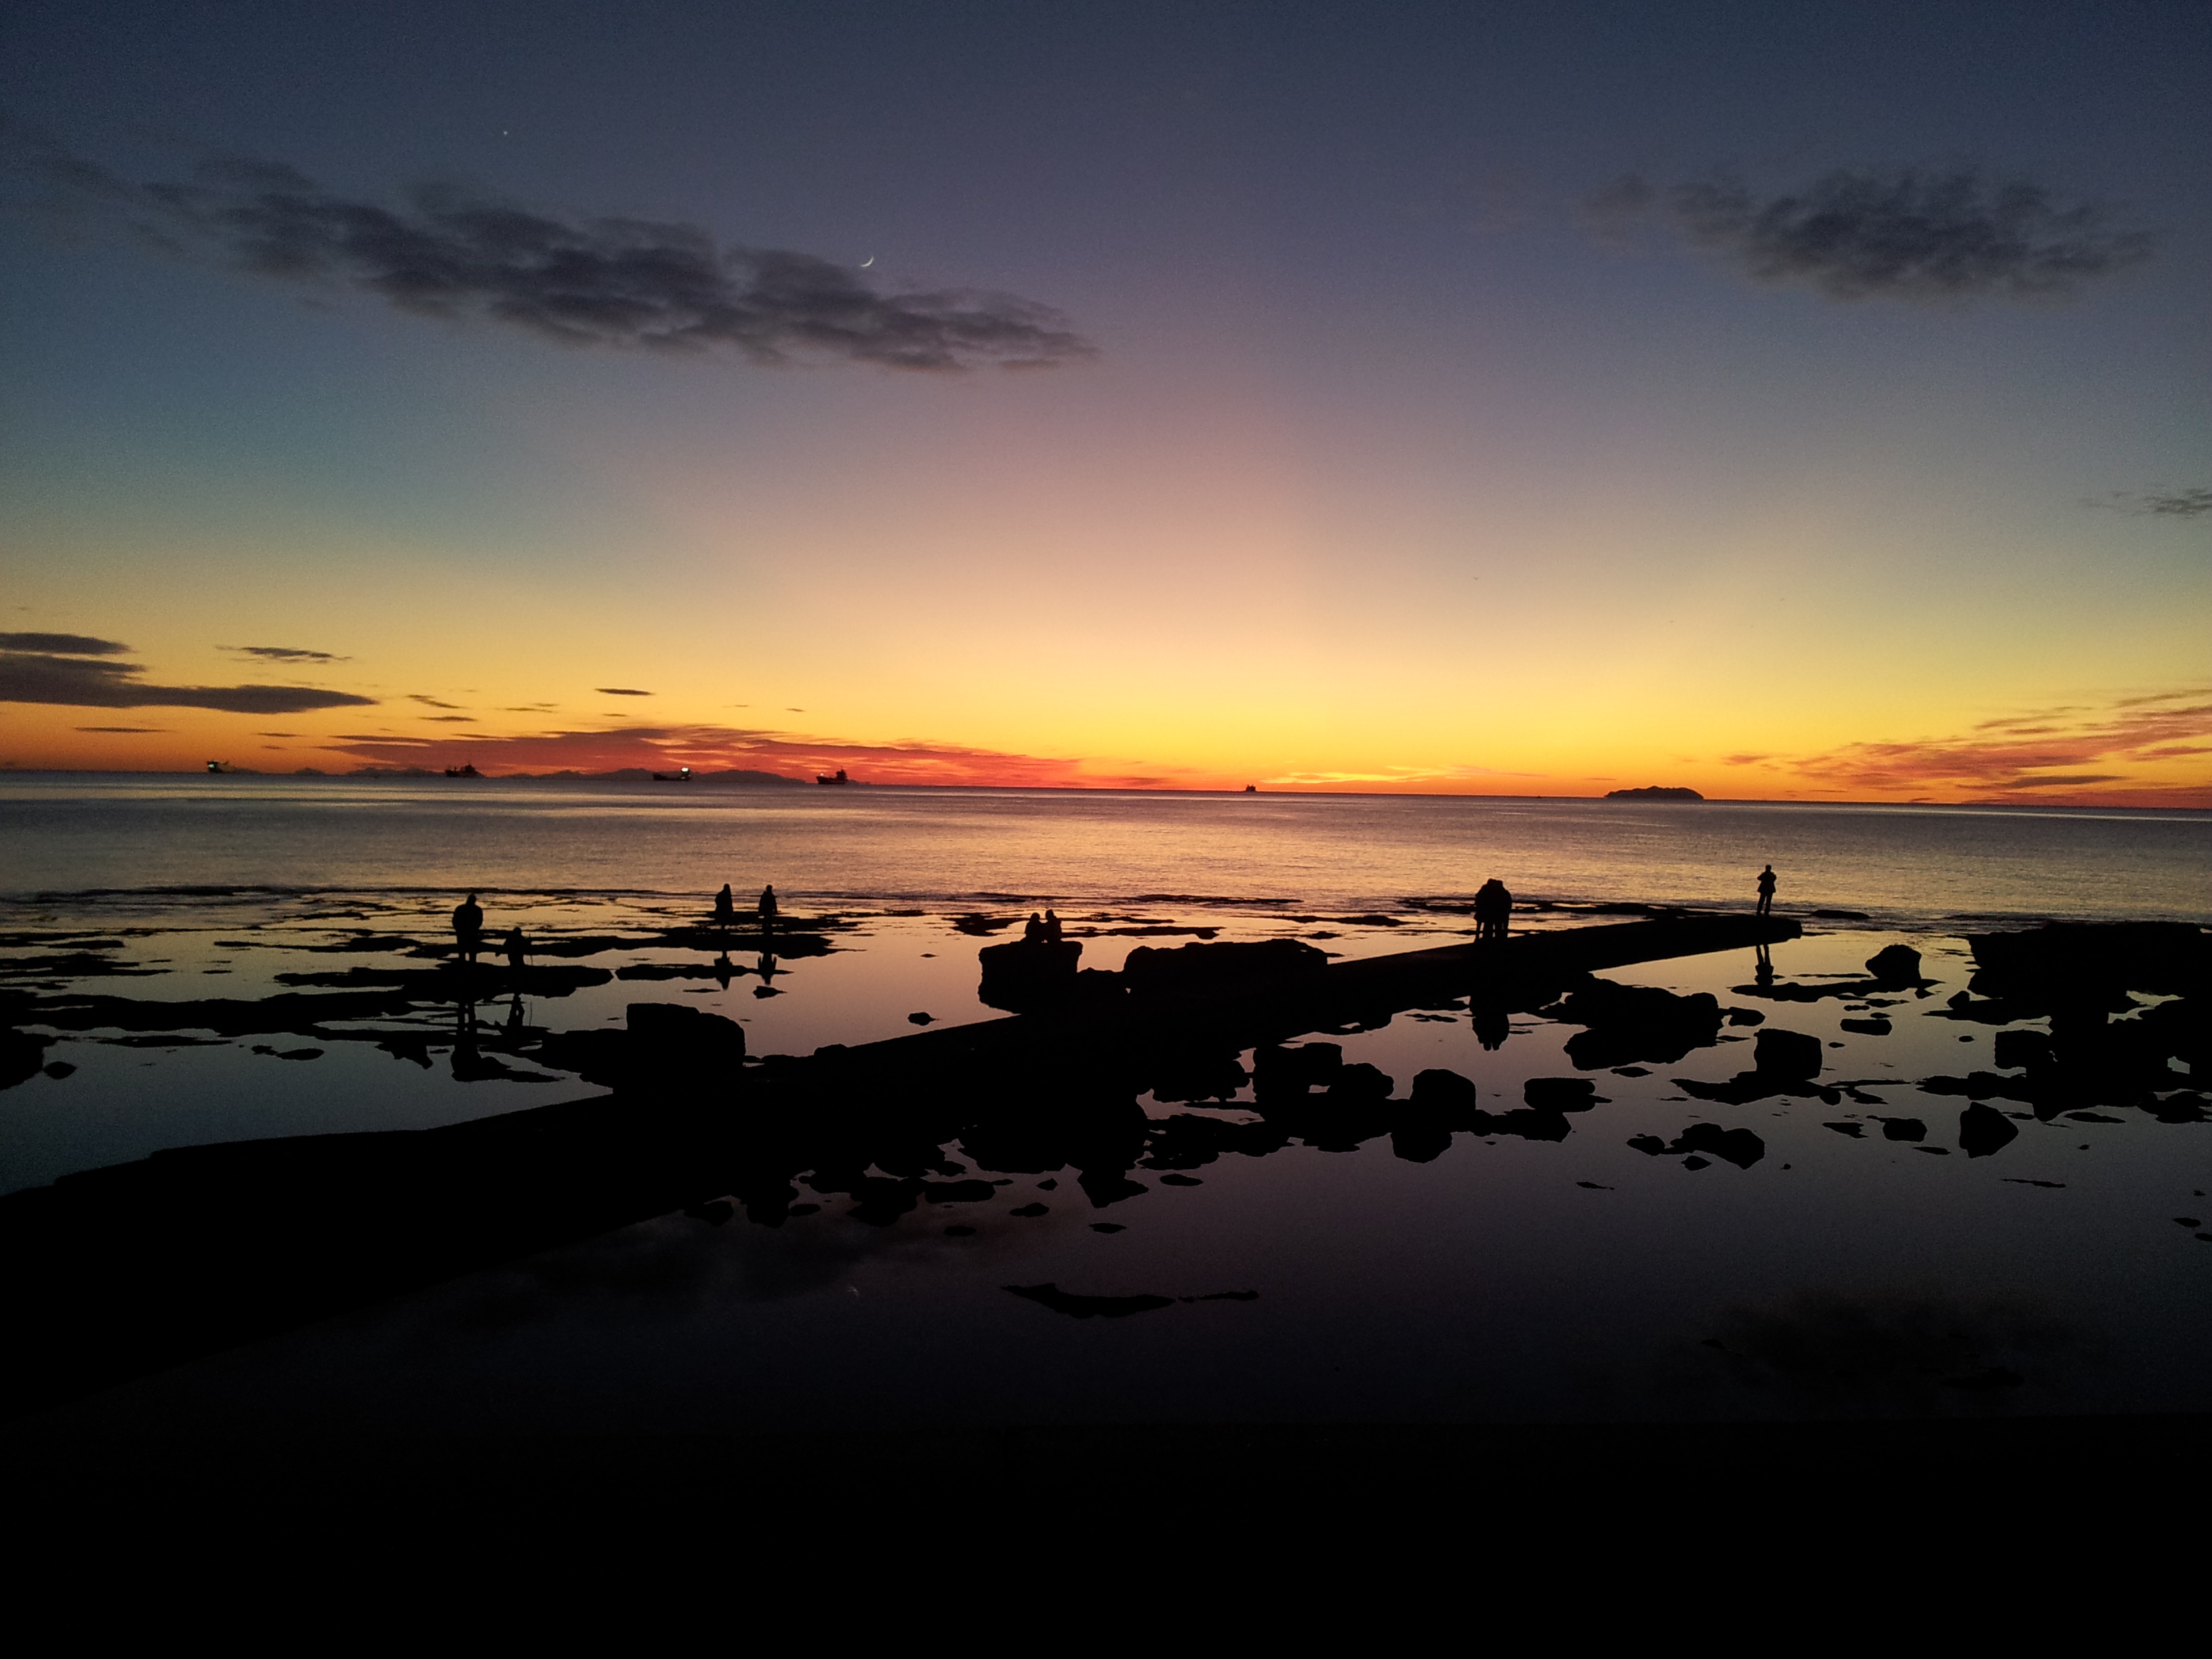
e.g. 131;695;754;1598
1592;167;2151;302
222;644;348;663
1782;689;2212;806
76;724;166;733
327;722;1145;788
2086;487;2212;519
594;687;652;697
8;123;1095;371
1;643;375;714
408;694;462;708
0;632;127;655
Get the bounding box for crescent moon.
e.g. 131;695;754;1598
860;255;874;268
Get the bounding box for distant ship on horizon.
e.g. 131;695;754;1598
817;769;851;785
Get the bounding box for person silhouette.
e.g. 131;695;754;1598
758;884;778;939
1756;864;1778;917
1023;912;1046;943
714;884;735;930
1043;909;1063;944
452;892;485;964
1473;879;1513;942
501;926;527;978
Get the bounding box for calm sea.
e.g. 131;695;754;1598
2;774;2205;922
3;774;2207;1435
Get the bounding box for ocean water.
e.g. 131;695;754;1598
1;775;2207;1434
3;774;2206;922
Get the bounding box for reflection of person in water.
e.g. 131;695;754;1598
1472;1004;1510;1050
754;949;781;998
1755;940;1776;987
501;926;527;977
714;884;735;930
504;994;526;1035
713;952;735;991
1043;909;1063;944
1023;912;1046;943
452;893;485;964
758;884;778;939
1756;864;1778;916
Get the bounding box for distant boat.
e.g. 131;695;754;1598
653;766;693;782
816;769;851;785
205;760;231;774
444;764;483;779
1244;784;1258;793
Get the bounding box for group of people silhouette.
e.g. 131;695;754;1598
714;882;779;936
450;893;529;977
1023;910;1066;945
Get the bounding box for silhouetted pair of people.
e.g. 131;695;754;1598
1473;879;1513;942
1023;909;1063;945
1756;864;1777;916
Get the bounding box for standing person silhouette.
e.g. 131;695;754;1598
758;884;778;940
1756;864;1778;917
501;925;527;979
452;892;485;965
714;884;735;930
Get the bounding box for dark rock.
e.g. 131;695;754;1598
1410;1068;1480;1111
1576;1181;1613;1189
1121;938;1328;1000
2;1028;58;1090
1824;1121;1865;1137
1864;945;1925;986
1548;977;1725;1069
1003;1283;1175;1319
1389;1120;1453;1162
1010;1202;1048;1217
1813;909;1871;921
1992;1029;2053;1071
1523;1077;1602;1111
1839;1017;1891;1036
1754;1028;1824;1080
1958;1102;2020;1158
1089;1223;1124;1233
908;1011;933;1025
1252;1042;1343;1099
977;939;1084;1012
1628;1134;1667;1155
1726;1008;1765;1026
1158;1173;1203;1187
42;1061;76;1080
1880;1117;1927;1141
1682;1156;1711;1169
1328;1062;1393;1102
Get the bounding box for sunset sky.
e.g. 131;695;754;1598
2;2;2206;804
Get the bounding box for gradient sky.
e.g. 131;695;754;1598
2;1;2207;802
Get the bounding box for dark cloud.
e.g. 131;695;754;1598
12;128;1094;371
2089;487;2212;519
594;687;653;697
424;715;476;722
0;649;375;714
224;644;348;663
0;632;128;655
77;725;166;733
1596;167;2150;302
409;694;462;708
